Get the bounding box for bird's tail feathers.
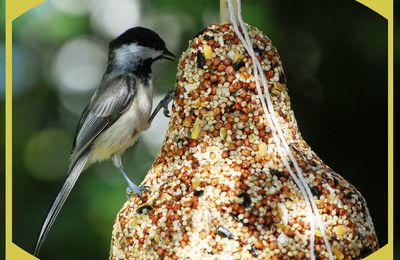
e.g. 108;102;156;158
34;151;90;256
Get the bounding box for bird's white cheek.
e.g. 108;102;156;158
114;44;161;70
151;50;163;60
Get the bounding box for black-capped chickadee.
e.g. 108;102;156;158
34;27;176;256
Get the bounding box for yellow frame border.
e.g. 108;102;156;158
4;0;393;259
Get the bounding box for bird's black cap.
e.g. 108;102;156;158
109;26;166;51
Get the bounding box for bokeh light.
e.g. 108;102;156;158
58;91;93;116
89;0;141;38
50;36;106;94
142;13;183;52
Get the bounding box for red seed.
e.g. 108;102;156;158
210;74;218;83
227;75;235;83
217;64;226;72
224;58;232;65
225;65;235;75
239;114;249;122
267;70;274;78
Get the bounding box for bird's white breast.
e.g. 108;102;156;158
90;81;153;163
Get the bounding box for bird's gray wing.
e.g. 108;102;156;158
70;75;136;167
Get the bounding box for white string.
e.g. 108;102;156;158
233;1;331;257
227;1;334;259
226;2;316;258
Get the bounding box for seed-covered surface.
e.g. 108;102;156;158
110;24;378;260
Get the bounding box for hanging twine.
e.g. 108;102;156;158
226;0;334;259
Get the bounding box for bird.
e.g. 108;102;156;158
34;26;176;256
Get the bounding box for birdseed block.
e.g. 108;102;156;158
110;23;378;260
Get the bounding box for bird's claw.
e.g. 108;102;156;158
148;89;175;124
161;89;175;118
163;107;170;118
141;185;151;193
126;185;150;197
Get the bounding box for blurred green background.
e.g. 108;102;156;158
6;0;389;259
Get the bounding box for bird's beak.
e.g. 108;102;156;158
162;48;176;61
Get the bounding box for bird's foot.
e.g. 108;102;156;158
148;89;175;124
161;89;175;118
126;184;150;197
